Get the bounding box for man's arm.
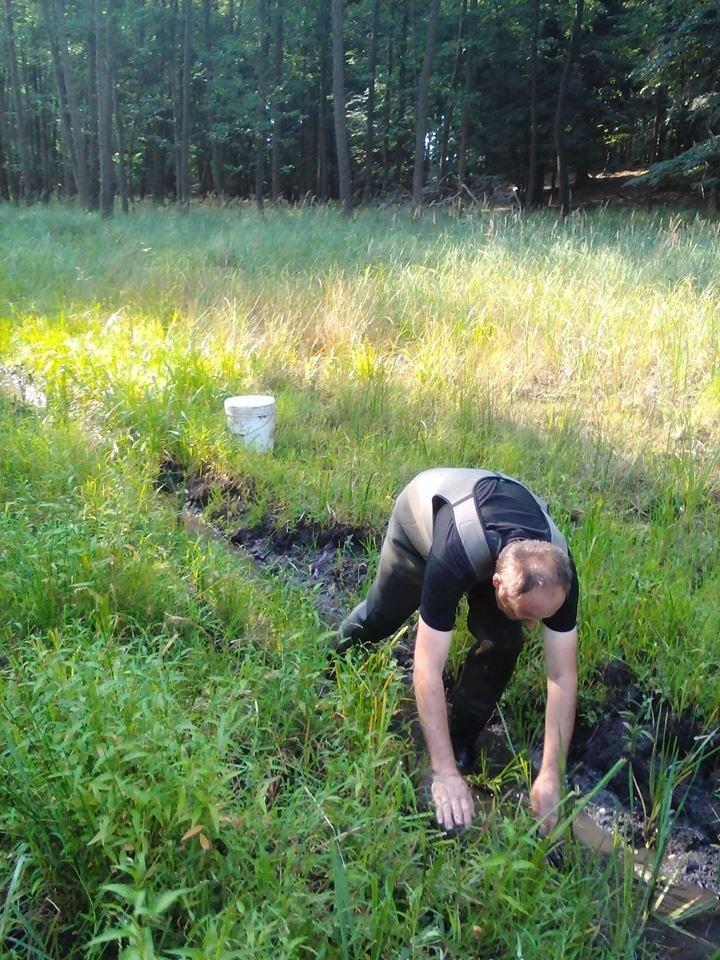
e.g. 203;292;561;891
531;625;578;833
413;616;475;831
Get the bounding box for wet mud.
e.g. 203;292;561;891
567;661;720;892
159;457;379;625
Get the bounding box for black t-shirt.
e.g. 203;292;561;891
419;474;579;633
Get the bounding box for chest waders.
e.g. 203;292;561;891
337;468;571;772
398;467;567;573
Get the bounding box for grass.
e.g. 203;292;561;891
0;202;719;956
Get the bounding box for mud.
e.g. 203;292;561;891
566;660;720;892
159;457;379;625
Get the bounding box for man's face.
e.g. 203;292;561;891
492;573;566;629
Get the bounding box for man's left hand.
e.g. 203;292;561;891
530;770;561;835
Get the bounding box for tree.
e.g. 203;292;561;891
52;0;91;209
4;0;33;203
179;0;192;210
331;0;352;215
526;0;541;206
271;0;284;201
412;0;440;206
363;0;380;199
94;0;113;217
255;0;269;211
554;0;585;216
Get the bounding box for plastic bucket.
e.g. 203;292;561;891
224;395;276;451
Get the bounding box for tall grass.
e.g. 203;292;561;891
0;204;718;956
2;204;718;715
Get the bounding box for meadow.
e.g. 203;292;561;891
1;203;719;958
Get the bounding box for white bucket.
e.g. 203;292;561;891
224;395;276;452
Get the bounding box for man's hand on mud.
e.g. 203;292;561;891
530;770;561;835
431;772;475;832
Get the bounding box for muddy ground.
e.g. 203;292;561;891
159;460;720;897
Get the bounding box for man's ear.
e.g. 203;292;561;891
491;572;501;589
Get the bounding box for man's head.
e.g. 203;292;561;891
492;540;572;628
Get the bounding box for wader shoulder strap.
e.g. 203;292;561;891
424;467;568;580
450;492;493;580
522;486;568;554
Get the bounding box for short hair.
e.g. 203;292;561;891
495;540;572;598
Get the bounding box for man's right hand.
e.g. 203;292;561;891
431;771;475;831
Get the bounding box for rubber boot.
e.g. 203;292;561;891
333;599;368;654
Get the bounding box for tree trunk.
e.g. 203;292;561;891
4;0;33;203
87;25;99;207
169;0;182;199
255;0;269;211
53;0;92;209
41;0;76;198
394;0;408;183
331;0;352;215
94;0;114;217
526;0;540;208
439;0;466;183
553;0;584;218
86;26;100;210
0;75;16;201
271;0;284;201
412;0;440;207
363;0;380;199
651;85;667;164
179;0;192;210
35;68;52;200
115;92;129;213
317;0;330;200
381;0;395;191
458;0;477;185
203;0;226;197
152;140;163;202
108;0;128;213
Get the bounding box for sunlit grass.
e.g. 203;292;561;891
2;203;719;712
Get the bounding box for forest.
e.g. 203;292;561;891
1;0;718;217
2;3;720;956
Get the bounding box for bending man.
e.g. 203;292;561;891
339;468;579;834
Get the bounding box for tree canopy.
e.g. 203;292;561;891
0;0;717;212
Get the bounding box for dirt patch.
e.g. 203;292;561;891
161;458;379;625
228;518;377;625
567;660;719;891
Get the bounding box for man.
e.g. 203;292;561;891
338;467;579;835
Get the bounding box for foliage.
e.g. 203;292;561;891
0;0;718;206
628;136;720;193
